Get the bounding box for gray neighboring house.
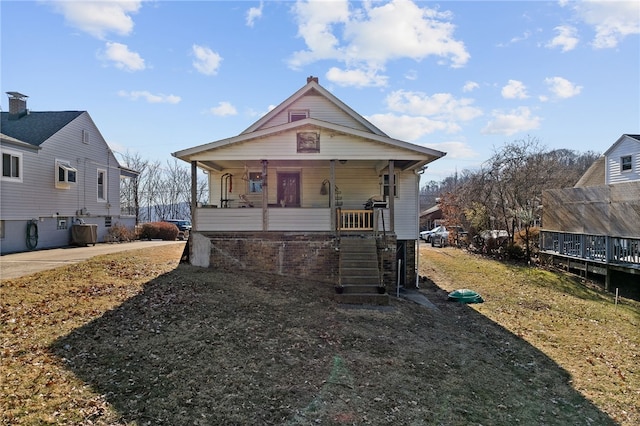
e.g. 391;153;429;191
540;134;640;288
1;92;138;254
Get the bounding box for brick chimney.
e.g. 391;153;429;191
306;76;319;84
7;92;28;120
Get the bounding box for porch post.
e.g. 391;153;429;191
262;160;268;231
388;160;395;232
330;159;336;231
191;161;198;230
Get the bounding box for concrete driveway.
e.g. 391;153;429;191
0;240;186;281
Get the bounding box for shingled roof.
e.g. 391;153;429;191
0;111;83;147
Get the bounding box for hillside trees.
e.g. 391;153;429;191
430;137;600;259
118;152;208;223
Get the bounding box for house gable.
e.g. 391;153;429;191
241;78;388;136
603;134;640;184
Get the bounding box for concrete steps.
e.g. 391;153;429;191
336;236;388;305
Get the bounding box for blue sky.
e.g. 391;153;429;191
2;0;639;182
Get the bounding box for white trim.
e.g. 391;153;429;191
97;168;107;202
55;159;77;189
1;148;23;183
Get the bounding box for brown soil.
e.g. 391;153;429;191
1;243;630;425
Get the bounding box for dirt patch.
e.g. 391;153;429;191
2;243;630;425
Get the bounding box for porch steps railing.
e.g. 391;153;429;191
336;236;388;305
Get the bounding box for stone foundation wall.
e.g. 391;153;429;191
198;232;340;283
192;232;417;288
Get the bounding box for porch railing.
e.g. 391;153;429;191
338;209;374;231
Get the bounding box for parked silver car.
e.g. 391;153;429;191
420;225;444;242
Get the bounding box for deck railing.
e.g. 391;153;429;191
540;231;640;265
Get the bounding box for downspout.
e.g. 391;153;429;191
191;161;198;230
416;165;428;289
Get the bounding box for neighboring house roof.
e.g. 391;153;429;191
420;204;441;217
574;156;605;187
0;111;84;147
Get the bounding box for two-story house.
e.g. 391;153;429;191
1;92;138;254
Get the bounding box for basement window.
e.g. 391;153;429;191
621;155;632;172
55;160;77;189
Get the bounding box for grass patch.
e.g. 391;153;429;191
1;243;637;424
419;245;640;425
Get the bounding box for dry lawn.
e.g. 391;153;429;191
1;243;638;425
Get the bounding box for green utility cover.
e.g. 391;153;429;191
448;289;484;304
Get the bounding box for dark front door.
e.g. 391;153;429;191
277;172;300;207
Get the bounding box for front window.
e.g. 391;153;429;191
248;172;263;193
621;155;632;172
97;169;106;201
2;149;22;182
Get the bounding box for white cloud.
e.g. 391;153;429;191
385;90;483;122
192;44;222;76
246;1;264;27
424;140;478;159
49;0;142;39
367;113;454;141
546;25;579;52
100;42;145;71
501;80;528;99
289;0;469;88
543;76;582;99
481;107;541;136
326;67;388;88
566;0;640;49
118;90;181;104
209;102;238;117
462;81;479;92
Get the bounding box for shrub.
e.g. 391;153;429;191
505;243;525;260
105;222;136;242
139;222;179;241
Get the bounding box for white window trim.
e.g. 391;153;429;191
621;155;633;172
382;173;398;198
55;159;77;189
97;168;107;202
82;129;90;144
1;148;23;183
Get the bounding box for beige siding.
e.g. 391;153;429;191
259;94;371;132
192;130;427;163
197;208;262;231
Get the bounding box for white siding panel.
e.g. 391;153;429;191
268;208;331;231
393;173;420;240
197;208;262;231
607;138;640;184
